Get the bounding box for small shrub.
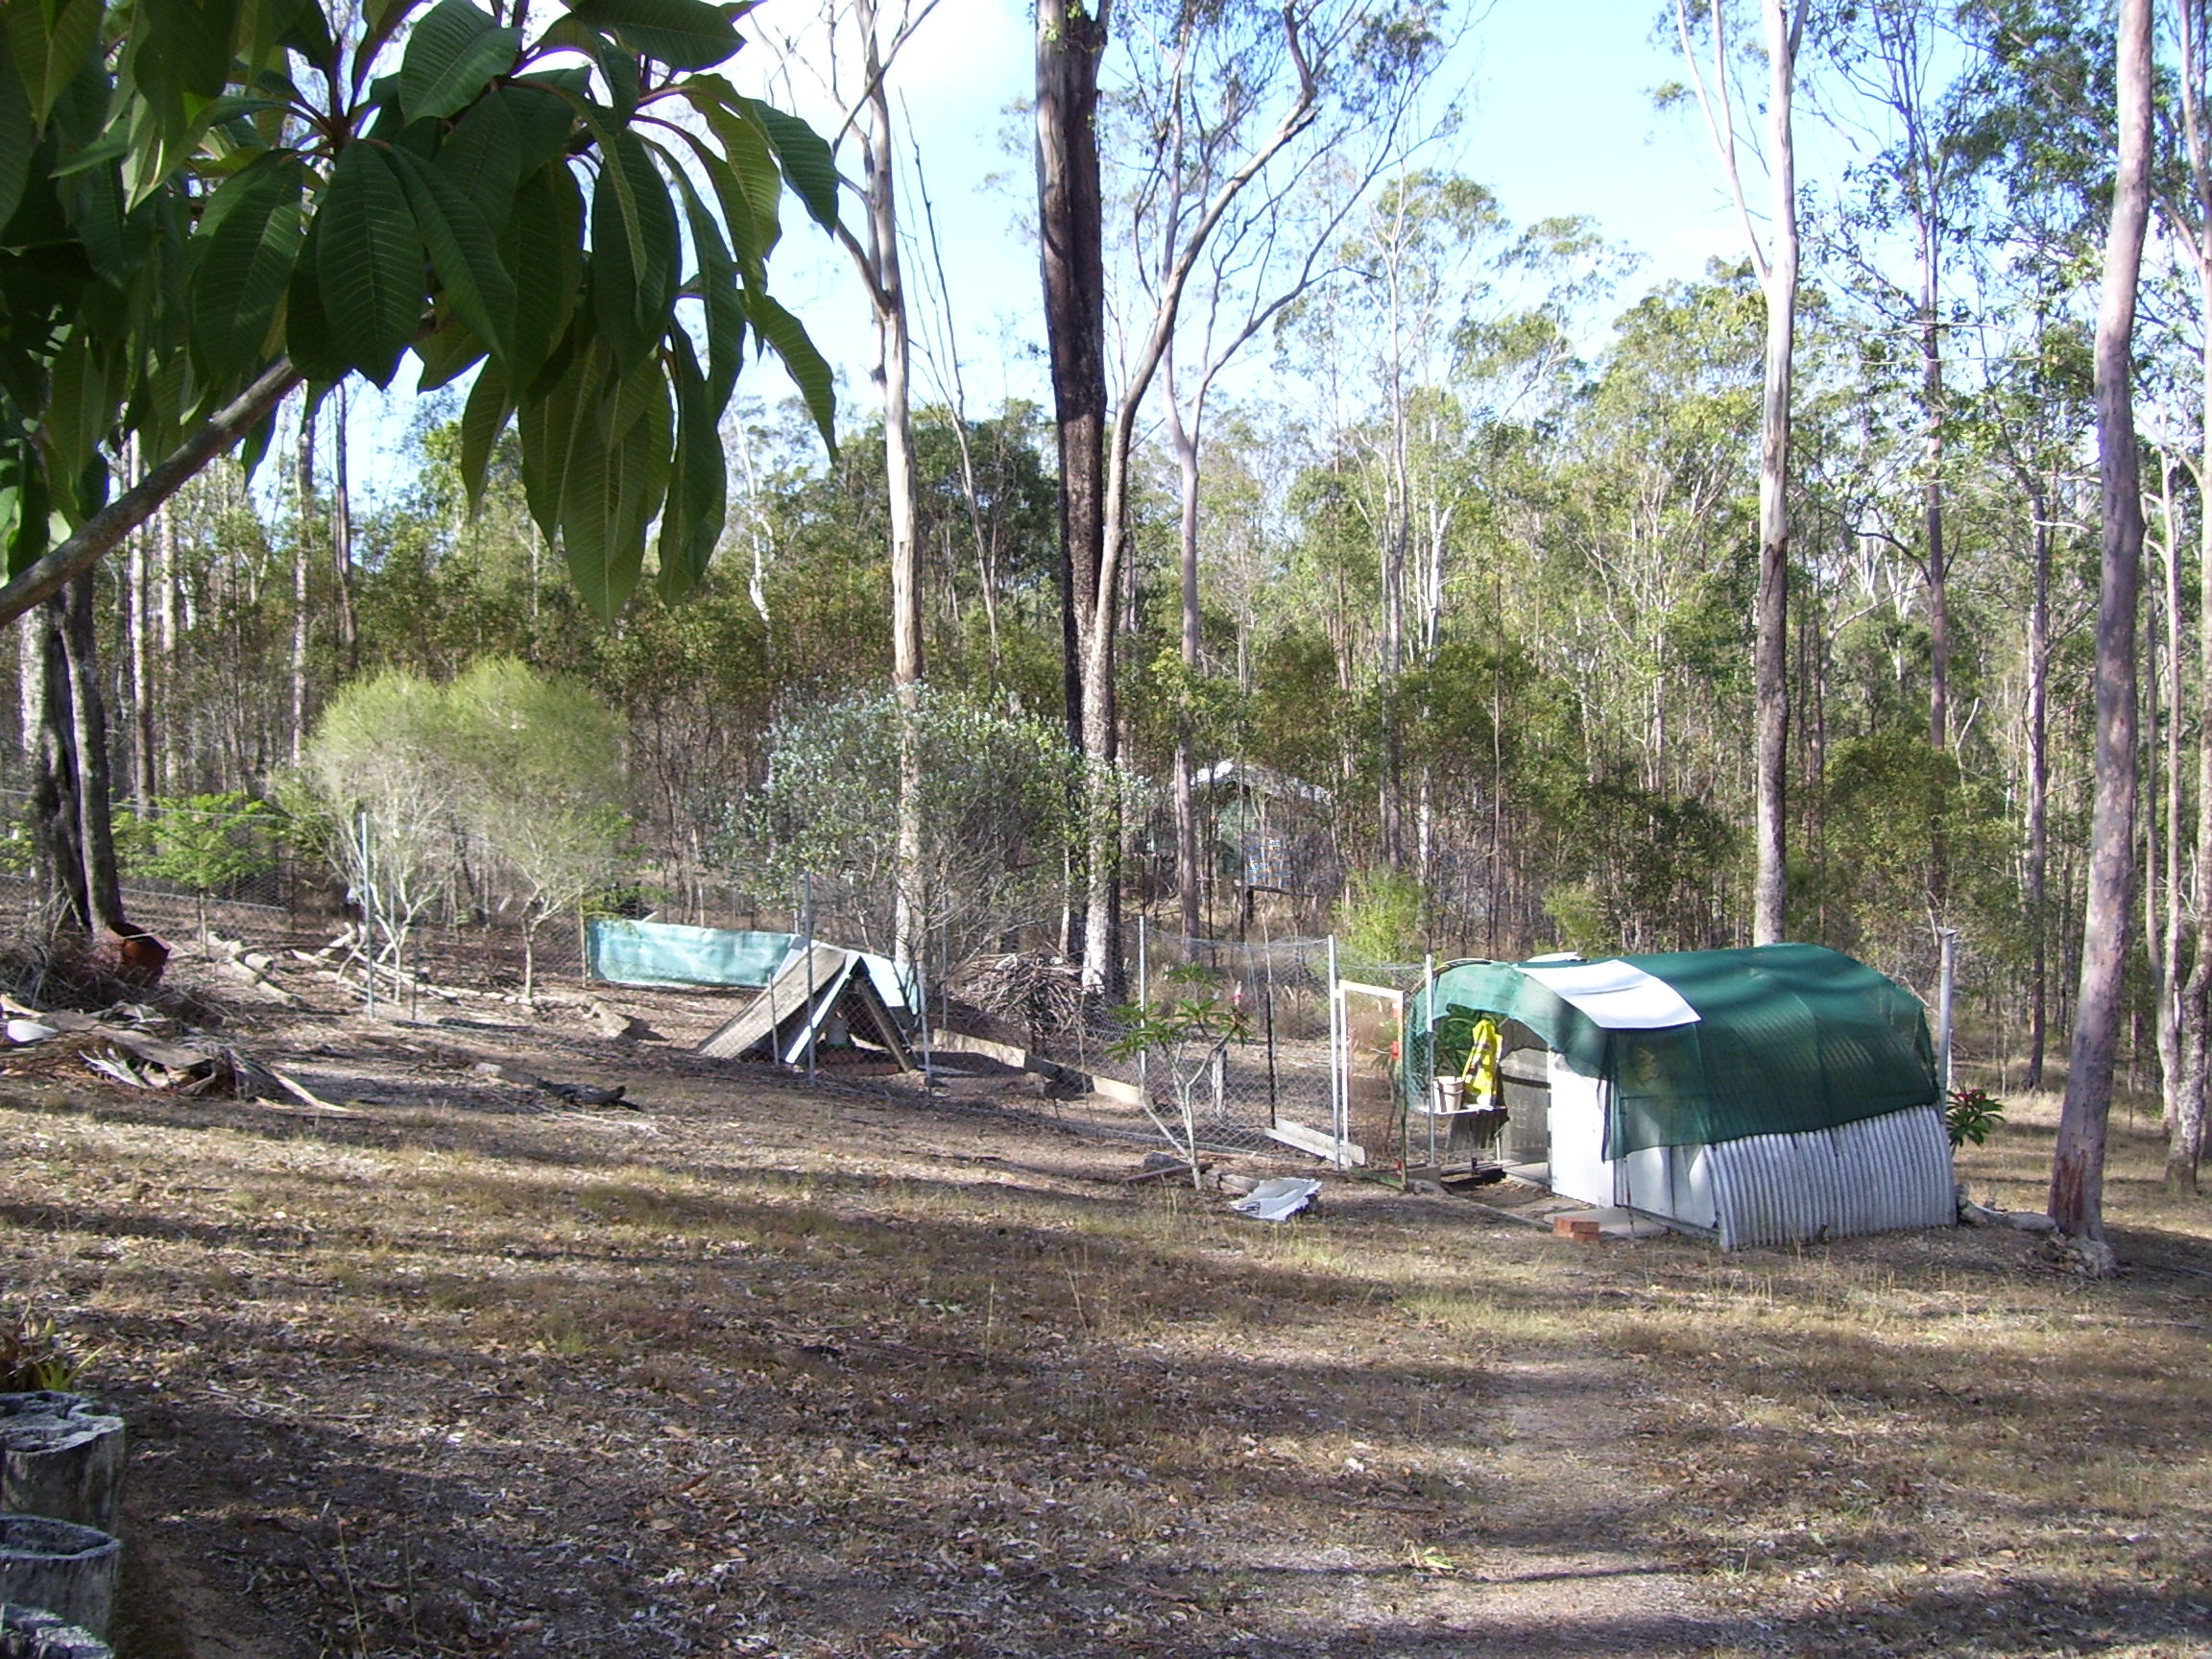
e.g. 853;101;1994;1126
0;1309;93;1392
1946;1086;2006;1148
1338;867;1423;965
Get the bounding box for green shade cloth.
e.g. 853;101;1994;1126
587;921;798;989
1414;944;1937;1155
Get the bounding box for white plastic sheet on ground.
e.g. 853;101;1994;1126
1230;1177;1322;1221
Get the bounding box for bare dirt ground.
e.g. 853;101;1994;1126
1;949;2207;1658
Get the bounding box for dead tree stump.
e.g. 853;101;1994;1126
0;1397;123;1535
0;1602;112;1659
0;1519;117;1640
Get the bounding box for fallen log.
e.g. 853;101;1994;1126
0;1394;123;1535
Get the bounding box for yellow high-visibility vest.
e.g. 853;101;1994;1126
1462;1016;1502;1109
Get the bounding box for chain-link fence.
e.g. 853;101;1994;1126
931;924;1464;1184
0;788;1501;1182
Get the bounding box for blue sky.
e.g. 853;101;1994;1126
729;0;1769;419
349;0;1817;497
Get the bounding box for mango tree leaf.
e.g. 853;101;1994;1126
284;208;349;383
4;0;103;124
564;354;668;614
357;0;429;93
744;287;833;451
131;0;244;138
565;0;741;70
459;351;510;512
502;159;581;393
517;331;604;545
665;158;741;415
540;15;637;119
397;0;520;122
494;80;577;175
744;95;837;231
316;140;423;386
678;77;780;263
388;144;515;359
657;327;723;601
189;151;303;377
38;327;116;519
0;32;31;231
274;0;337;75
433;84;521;207
0;443;49;576
413;309;487;388
589;130;677;373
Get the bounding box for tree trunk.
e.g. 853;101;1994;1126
1037;0;1114;989
2052;0;2151;1253
58;573;126;938
2156;470;2185;1134
0;1600;112;1658
291;399;315;767
1166;357;1204;941
24;603;87;931
1920;210;1949;753
331;386;358;668
1750;0;1800;948
851;0;928;986
2169;271;2212;1193
2025;477;2052;1089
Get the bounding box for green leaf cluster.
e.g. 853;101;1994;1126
0;0;838;610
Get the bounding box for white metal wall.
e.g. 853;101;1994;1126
1699;1104;1955;1249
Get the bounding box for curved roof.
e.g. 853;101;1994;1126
1418;944;1938;1154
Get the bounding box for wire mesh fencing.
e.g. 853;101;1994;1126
0;786;1482;1182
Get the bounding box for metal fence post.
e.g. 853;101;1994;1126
1423;950;1436;1174
1936;926;1958;1095
358;810;375;1020
801;873;816;1085
1327;934;1344;1169
1137;913;1149;1104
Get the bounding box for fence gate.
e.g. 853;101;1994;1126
1334;979;1406;1178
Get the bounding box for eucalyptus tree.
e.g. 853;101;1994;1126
762;0;941;978
1103;0;1447;938
1671;0;1811;945
2052;0;2151;1257
0;0;838;928
1813;0;1976;753
2167;0;2212;1195
1043;0;1437;993
1036;0;1110;975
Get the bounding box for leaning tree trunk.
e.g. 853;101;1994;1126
23;600;89;933
58;573;126;939
2053;0;2152;1253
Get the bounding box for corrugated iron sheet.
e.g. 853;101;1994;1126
1705;1104;1954;1249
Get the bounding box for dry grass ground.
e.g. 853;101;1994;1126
0;963;2207;1658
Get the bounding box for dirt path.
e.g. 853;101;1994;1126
1435;1354;1733;1655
